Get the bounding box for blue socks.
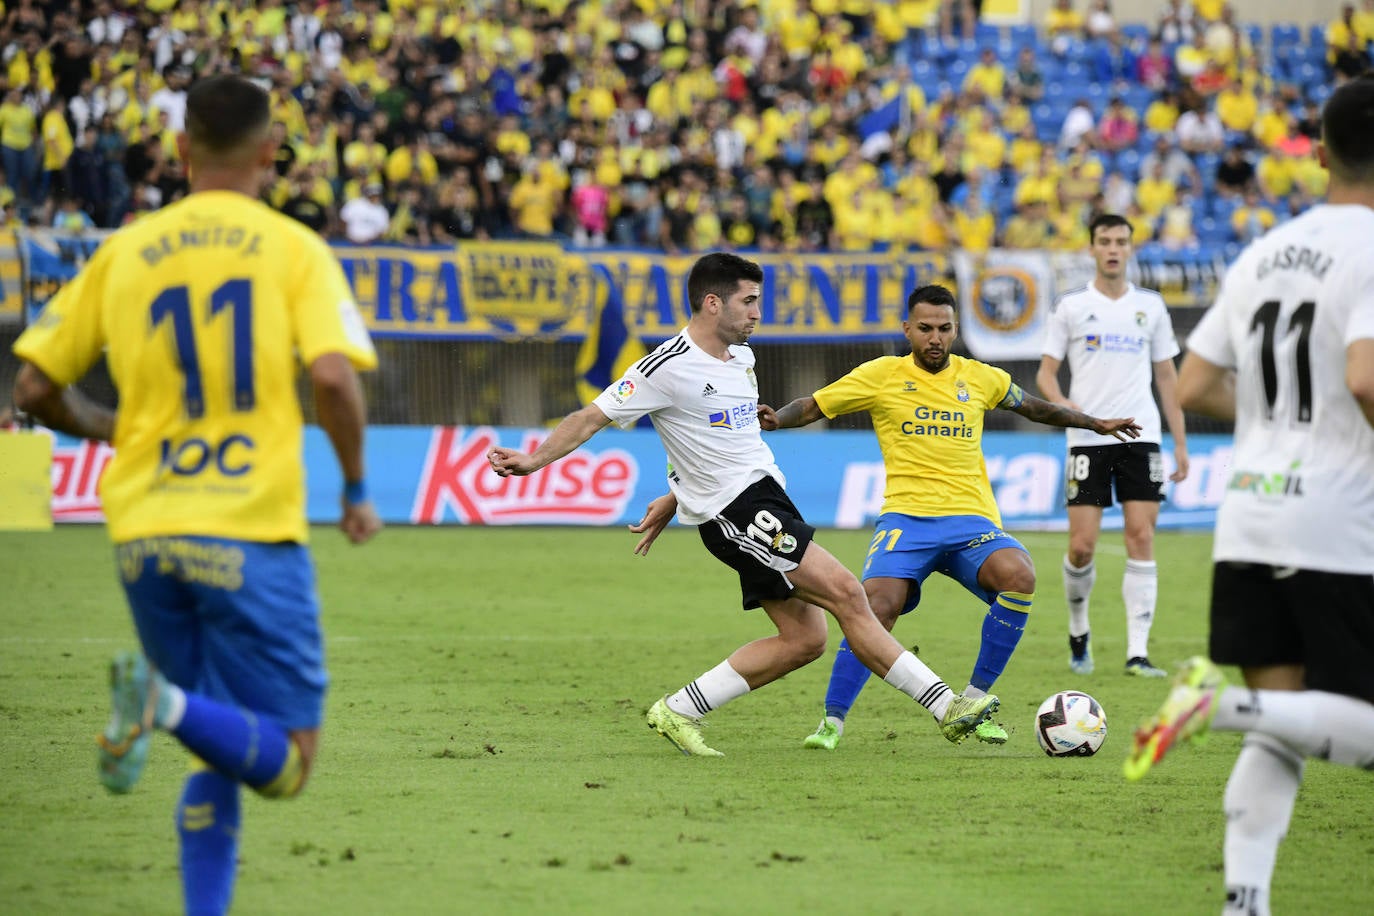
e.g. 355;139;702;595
970;593;1032;694
170;695;296;793
823;639;874;719
823;593;1030;718
178;769;240;916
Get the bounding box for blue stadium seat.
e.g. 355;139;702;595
1115;148;1141;181
1198;217;1233;247
1195;152;1221;179
1044;81;1069;103
1294;62;1325;91
1120;24;1150;43
975;22;1001;44
1271;23;1301;46
1211;196;1240;226
1244;24;1263;48
1010;24;1037;48
1122;87;1154;113
910;58;936;79
944;57;970;82
1309;24;1326;47
1309;83;1334;107
1062;60;1086;82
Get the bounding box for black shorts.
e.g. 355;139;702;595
1064;442;1165;507
698;476;816;611
1210;561;1374;702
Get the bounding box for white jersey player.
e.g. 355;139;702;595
1037;214;1191;678
488;252;999;756
1125;74;1374;916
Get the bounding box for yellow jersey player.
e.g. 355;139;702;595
11;74;379;915
763;285;1140;750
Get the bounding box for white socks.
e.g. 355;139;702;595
1222;733;1304;916
1122;558;1158;660
1214;687;1374;767
883;650;955;720
1063;556;1095;638
665;660;750;719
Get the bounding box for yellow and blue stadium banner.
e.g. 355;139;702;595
575;264;648;410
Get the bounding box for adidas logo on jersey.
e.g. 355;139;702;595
702;383;717;397
1085;313;1098;322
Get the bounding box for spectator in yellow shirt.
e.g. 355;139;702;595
963;48;1006;101
952;197;996;254
1143;90;1181;133
1215;79;1258;133
507;166;562;238
1045;0;1085;55
1326;4;1361;65
39;97;73;206
342;122;388;186
0;88;37;211
1135;160;1178;220
1230;188;1276;243
1001;200;1055;249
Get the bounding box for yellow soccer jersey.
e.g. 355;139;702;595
814;354;1011;523
14;191;377;544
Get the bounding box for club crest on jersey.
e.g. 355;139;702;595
1135;311;1147;327
772;532;798;554
746;367;758;391
1085;334;1101;351
608;379;636;405
956;379;970;402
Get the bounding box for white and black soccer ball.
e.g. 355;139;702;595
1035;691;1108;757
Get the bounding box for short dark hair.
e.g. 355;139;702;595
907;284;956;314
1089;212;1133;242
686;252;763;313
1321;72;1374;184
186;74;270;155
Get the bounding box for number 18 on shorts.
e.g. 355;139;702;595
1065;443;1165;507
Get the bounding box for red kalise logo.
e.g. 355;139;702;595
411;427;638;525
51;436;113;522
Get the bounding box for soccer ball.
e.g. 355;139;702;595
1035;691;1108;757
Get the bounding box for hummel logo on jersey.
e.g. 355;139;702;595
903;381;918;391
702;383;717;397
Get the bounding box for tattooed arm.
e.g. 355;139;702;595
999;382;1142;441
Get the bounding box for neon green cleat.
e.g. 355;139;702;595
803;720;841;750
647;698;723;757
939;693;1000;744
1123;656;1227;782
96;651;160;794
973;719;1009;745
1125;656;1168;678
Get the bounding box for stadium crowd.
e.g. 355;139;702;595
0;0;1371;253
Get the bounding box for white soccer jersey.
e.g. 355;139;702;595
593;329;783;525
1188;203;1374;573
1042;283;1180;446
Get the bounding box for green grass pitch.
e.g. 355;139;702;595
1;526;1371;914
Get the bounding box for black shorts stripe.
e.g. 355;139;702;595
713;516;774;566
636;336;688;377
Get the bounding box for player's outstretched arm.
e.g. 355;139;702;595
1008;389;1142;441
12;361;114;441
1346;339;1374;430
761;395;824;430
488;403;613;477
628;491;678;556
311;352;381;545
1177;350;1236;421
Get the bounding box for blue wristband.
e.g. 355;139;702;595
343;480;367;505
